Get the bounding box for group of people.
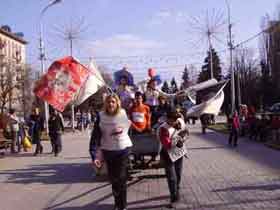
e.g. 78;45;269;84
2;107;64;157
227;104;280;147
89;74;190;210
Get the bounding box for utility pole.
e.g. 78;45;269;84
226;0;235;115
207;18;214;79
69;37;75;132
237;67;242;106
209;37;214;79
39;0;62;134
53;17;89;132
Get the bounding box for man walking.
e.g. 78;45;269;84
48;109;64;156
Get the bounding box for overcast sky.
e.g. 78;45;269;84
1;0;280;82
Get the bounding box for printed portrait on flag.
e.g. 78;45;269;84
34;56;90;111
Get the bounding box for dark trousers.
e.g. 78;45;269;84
103;149;128;210
160;150;183;201
35;138;43;154
49;133;62;154
229;128;238;146
10;131;18;153
33;133;43;154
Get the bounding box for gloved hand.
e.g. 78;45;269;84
176;140;184;148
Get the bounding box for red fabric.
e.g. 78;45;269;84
34;56;89;112
271;118;280;129
159;127;172;150
232;115;240;129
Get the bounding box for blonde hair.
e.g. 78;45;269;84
103;94;122;115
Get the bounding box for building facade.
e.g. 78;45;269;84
0;25;28;113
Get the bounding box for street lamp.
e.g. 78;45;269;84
39;0;62;133
225;0;235;115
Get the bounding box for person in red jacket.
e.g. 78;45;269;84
128;91;151;133
228;110;240;147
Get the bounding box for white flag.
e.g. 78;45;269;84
75;60;105;105
187;80;228;117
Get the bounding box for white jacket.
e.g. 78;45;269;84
99;109;132;151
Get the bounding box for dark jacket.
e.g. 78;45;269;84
48;115;64;135
29;114;44;142
89;112;102;161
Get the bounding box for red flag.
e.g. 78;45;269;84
34;56;90;112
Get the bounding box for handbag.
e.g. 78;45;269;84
23;136;32;150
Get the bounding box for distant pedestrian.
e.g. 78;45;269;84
200;114;209;134
228;111;240;147
30;108;44;156
48;109;64;156
7;109;20;153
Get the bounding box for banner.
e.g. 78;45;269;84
34;56;90;112
75;60;106;105
187;80;229;117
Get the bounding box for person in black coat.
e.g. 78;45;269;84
48;109;64;156
30;108;44;156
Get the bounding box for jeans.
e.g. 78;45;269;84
33;133;42;154
49;133;62;155
160;149;183;201
229;128;239;146
102;149;129;210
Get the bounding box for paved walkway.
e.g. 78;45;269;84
0;124;280;210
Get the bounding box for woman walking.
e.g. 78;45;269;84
48;109;64;156
159;109;188;208
228;111;240;147
30;108;44;156
93;94;132;210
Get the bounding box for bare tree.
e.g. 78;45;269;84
233;47;261;107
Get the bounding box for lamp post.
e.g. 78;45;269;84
39;0;62;133
225;0;235;115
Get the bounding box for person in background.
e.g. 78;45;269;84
200;114;209;134
116;75;135;111
8;109;20;153
144;78;159;113
75;109;82;130
159;109;188;208
228;110;240;147
153;95;171;126
30;108;44;156
270;115;280;143
48;109;64;156
93;94;132;210
129;91;151;134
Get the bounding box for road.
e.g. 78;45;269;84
0;123;280;210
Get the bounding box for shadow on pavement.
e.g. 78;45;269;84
49;195;169;210
0;162;106;184
188;146;226;150
192;130;280;170
49;203;114;210
45;183;111;210
213;183;280;192
47;177;146;210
